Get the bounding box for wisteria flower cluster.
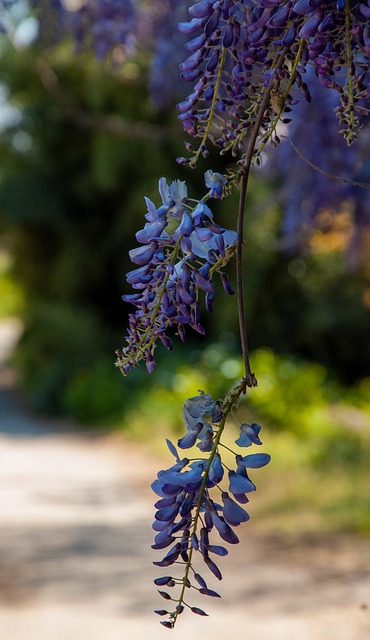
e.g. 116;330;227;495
28;0;189;106
267;71;370;243
30;0;138;58
152;390;270;628
26;1;370;153
177;0;370;162
70;0;138;59
115;171;236;376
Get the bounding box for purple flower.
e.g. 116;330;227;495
66;0;138;59
159;177;188;207
152;391;270;626
208;452;224;484
177;426;202;449
204;169;228;198
222;492;250;526
178;391;224;452
128;243;157;266
183;392;216;427
235;422;263;447
176;0;370;161
238;453;271;468
116;175;236;376
228;470;256;495
266;72;370;245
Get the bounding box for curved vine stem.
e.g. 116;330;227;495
236;48;288;389
343;0;357;142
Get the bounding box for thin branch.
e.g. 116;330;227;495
288;137;370;189
236;173;255;389
61;107;173;141
236;48;288;389
34;58;177;142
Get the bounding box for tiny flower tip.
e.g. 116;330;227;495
239;453;271;468
160;620;174;628
235;422;263;447
228;470;256;495
166;439;179;460
154;610;168;616
191;606;209;616
222;492;250;526
145;352;155;374
204;170;228;199
169;180;188;203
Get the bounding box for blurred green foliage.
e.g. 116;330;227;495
0;249;24;318
0;41;187;411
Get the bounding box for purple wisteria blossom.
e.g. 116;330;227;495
66;0;138;59
152;391;270;627
148;0;189;108
30;0;187;81
26;2;370;153
29;0;138;57
266;72;370;246
116;172;236;375
177;0;370;162
204;169;228;198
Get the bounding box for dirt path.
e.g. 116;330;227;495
0;319;369;639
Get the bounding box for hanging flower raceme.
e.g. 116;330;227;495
115;171;236;375
29;0;139;58
152;390;271;628
177;0;370;164
265;71;370;246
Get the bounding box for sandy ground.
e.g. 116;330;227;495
0;318;369;640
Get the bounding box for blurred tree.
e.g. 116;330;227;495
0;41;188;412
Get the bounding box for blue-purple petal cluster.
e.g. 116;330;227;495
266;72;370;246
29;0;187;92
116;173;236;375
151;392;270;626
235;420;263;446
177;0;370;159
58;0;138;59
179;392;220;451
148;0;190;108
204;169;228;198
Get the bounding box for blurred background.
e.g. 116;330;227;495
0;1;369;638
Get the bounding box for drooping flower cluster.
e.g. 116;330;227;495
177;0;370;162
148;0;190;109
267;71;370;245
30;0;175;61
115;171;236;375
27;1;188;105
28;0;190;106
152;390;270;628
24;1;370;152
27;0;138;56
65;0;138;59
